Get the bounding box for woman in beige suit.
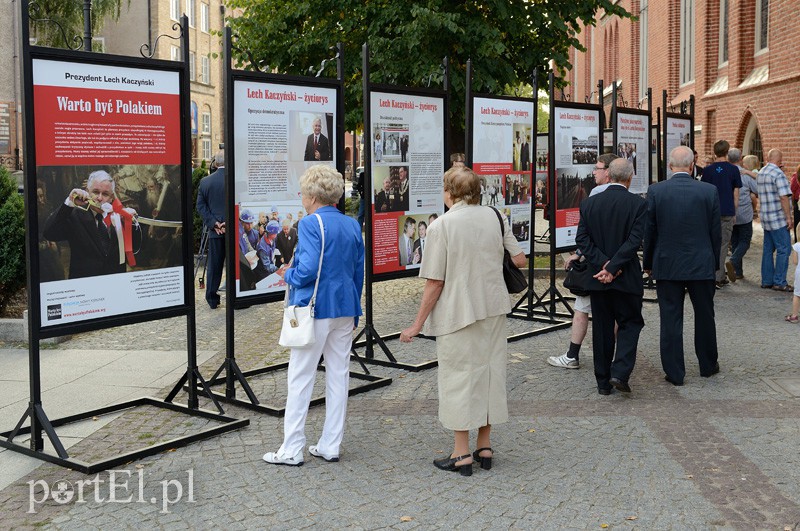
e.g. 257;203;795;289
400;166;525;476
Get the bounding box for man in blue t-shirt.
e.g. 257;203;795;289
702;140;742;288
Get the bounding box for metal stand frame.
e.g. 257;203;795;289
1;8;248;474
350;44;448;372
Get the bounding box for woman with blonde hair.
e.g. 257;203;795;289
263;164;364;466
400;166;525;476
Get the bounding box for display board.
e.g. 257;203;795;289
32;58;185;329
664;114;692;179
614;109;651;194
552;104;601;249
369;90;445;276
651;124;660;184
470;95;534;254
231;79;338;299
534;133;548;208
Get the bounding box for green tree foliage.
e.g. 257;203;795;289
30;0;129;49
225;0;629;145
0;167;26;315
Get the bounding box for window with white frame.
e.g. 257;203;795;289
170;0;180;21
639;0;648;99
189;51;196;81
170;45;180;62
201;112;211;134
201;56;210;84
719;0;729;65
679;0;695;84
186;0;196;28
755;0;769;52
202;138;212;161
201;3;210;33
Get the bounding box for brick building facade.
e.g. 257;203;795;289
565;0;800;170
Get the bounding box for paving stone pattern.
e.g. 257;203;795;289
2;228;800;529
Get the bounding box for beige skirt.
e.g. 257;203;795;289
436;314;508;431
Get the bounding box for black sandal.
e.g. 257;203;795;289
433;454;473;476
472;447;493;470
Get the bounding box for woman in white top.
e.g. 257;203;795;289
400;166;525;476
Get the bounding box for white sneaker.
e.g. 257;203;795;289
547;352;579;369
263;451;304;466
308;445;339;462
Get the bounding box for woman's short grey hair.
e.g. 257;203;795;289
300;164;344;205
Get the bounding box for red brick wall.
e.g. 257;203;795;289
567;0;800;170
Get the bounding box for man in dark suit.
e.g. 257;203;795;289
576;158;647;394
275;219;298;267
400;135;409;162
643;146;721;385
521;135;531;171
43;170;140;280
196;151;226;309
303;117;331;161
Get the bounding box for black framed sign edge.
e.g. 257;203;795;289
25;41;194;339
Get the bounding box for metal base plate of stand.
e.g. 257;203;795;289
0;397;248;474
505;286;574;341
351;324;438;372
190;360;392;416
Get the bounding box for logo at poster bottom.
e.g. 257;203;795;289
47;304;62;321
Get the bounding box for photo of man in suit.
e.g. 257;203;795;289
575;158;647;395
643;146;721;386
42;170;141;280
398;217;416;266
275;218;298;267
303;117;331;161
412;220;427;264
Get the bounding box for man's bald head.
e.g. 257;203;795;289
607;158;634;184
669;146;695;172
767;149;783;164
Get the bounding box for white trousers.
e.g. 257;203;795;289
278;316;353;458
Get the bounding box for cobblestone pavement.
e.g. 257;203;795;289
1;225;800;529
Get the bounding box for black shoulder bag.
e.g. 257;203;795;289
490;207;528;293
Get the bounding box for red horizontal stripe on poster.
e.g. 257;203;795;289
473;163;513;174
33;85;181;166
555;207;579;229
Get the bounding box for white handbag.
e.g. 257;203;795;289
278;213;325;348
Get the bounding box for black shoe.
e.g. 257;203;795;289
472;448;493;470
761;284;774;289
610;377;631;393
433;454;473;476
598;387;612;395
664;375;684;386
701;363;720;377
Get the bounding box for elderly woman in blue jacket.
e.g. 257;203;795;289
263;165;365;466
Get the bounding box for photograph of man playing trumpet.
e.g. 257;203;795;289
42;169;143;280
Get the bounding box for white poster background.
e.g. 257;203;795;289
553;107;600;248
233;80;337;206
232;80;337;297
36;61;184;328
665;116;691;179
616;111;650;194
369;91;445;214
472;96;534;254
41;267;183;326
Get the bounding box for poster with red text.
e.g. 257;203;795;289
232;79;337;297
615;111;650;193
471;96;533;254
665;116;691;179
33;59;185;328
553;106;600;249
369;91;444;275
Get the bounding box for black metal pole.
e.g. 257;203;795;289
647;88;653;186
528;68;538;307
547;72;556;317
223;27;236;400
443;56;450;167
464;59;471;165
361;43;374;359
611;82;617;155
689;94;695;150
336;42;346;210
83;0;92;52
662;90;668;181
